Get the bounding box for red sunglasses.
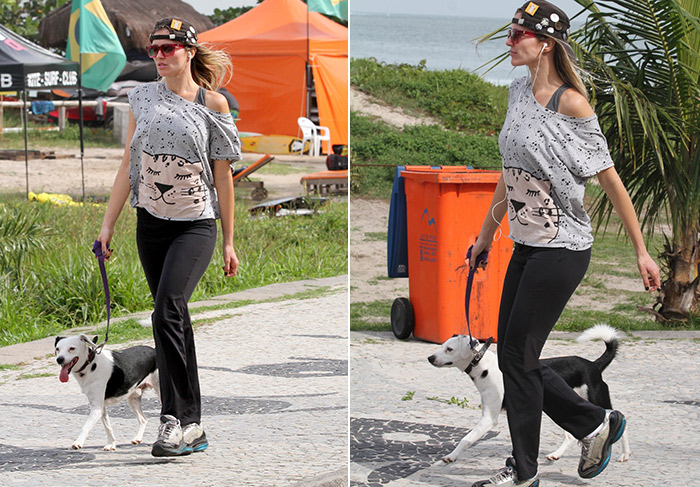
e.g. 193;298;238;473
147;43;186;58
507;29;539;44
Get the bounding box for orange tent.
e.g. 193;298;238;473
199;0;348;147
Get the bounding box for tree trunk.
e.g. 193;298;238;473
657;224;700;321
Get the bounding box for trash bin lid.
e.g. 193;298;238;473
401;167;501;184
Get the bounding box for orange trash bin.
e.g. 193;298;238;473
391;166;512;344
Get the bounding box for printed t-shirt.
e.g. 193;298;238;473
127;82;241;221
498;76;614;250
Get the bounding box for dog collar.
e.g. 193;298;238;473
74;348;96;375
464;337;494;375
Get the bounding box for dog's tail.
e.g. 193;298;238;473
576;324;621;373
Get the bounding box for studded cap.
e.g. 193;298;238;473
150;18;198;46
514;0;576;60
514;0;570;42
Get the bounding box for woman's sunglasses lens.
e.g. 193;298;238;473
147;45;177;58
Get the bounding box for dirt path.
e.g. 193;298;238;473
350;87;441;129
0;147;328;200
350;198;408;304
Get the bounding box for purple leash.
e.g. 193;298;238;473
464;246;494;367
91;240;111;351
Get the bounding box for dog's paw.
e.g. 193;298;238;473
618;452;630;463
545;454;561;461
442;455;456;464
71;443;82;450
131;438;142;445
103;444;116;451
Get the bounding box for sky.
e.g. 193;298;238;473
183;0;257;15
185;0;585;19
351;0;586;19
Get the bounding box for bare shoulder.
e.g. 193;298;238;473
559;89;595;118
205;90;230;114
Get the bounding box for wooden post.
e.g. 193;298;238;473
58;106;66;131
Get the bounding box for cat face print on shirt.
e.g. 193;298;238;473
503;167;560;244
138;151;208;219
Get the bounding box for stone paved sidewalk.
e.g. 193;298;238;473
0;276;348;487
350;329;700;487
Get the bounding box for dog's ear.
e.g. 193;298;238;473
55;336;65;347
79;334;96;347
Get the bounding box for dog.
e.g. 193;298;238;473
55;334;160;451
427;324;630;464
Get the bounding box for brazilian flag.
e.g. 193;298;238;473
307;0;348;21
66;0;126;92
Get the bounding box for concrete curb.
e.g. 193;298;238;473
0;275;348;366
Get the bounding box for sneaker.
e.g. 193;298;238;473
182;422;209;452
472;457;540;487
578;410;626;478
151;415;192;457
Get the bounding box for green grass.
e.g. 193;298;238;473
351;58;508;135
0;364;22;371
350;58;507;197
0;110;121;149
350;112;502;198
350;299;393;331
0;195;347;346
363;232;388;242
255;163;312;176
427;396;474;409
17;372;54;380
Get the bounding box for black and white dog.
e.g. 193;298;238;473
54;334;160;451
427;324;630;464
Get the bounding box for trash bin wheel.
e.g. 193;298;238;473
251;187;268;201
391;297;414;339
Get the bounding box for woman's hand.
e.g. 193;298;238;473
222;244;239;277
96;226;115;260
466;237;491;271
637;252;661;292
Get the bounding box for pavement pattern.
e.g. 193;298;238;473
350;329;700;487
0;276;348;487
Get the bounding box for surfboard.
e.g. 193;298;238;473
241;134;310;155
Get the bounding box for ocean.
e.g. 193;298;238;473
350;12;524;86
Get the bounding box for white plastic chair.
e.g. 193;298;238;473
297;117;331;156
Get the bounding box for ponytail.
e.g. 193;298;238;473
552;40;588;101
189;43;232;91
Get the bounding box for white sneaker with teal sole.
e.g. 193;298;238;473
151;415;192;457
182;422;209;452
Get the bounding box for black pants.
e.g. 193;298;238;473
498;243;605;480
136;208;217;426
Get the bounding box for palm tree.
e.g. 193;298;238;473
571;0;700;321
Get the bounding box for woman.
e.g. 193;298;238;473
468;2;660;486
97;18;241;457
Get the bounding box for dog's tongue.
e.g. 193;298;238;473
59;364;71;383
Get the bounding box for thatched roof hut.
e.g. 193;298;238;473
38;0;214;60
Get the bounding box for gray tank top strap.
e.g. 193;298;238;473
194;86;207;106
545;84;571;113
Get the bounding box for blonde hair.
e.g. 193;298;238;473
551;40;588;101
189;43;232;91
